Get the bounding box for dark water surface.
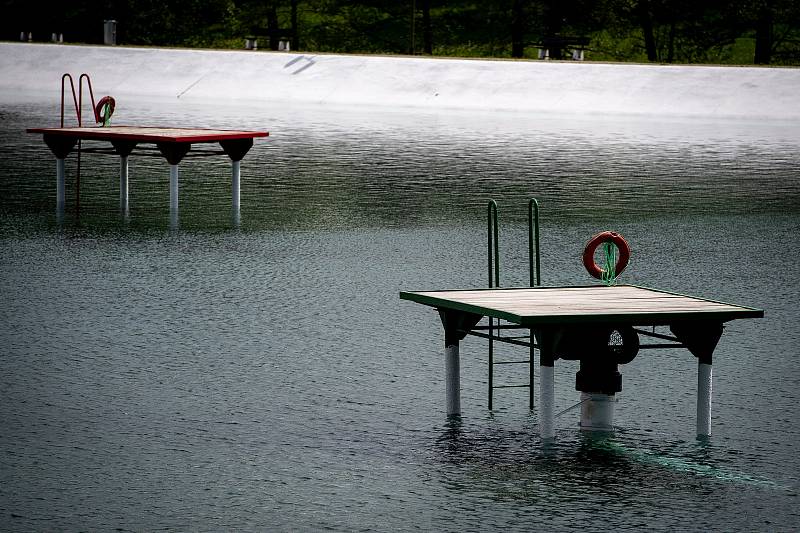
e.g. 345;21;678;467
1;97;799;531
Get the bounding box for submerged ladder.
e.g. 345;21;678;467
485;198;541;410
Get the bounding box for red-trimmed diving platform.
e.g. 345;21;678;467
27;125;269;222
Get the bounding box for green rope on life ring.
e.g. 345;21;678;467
601;241;617;286
95;96;115;127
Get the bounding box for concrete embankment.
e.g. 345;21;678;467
1;42;798;120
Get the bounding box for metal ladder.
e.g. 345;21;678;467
58;73;103;213
61;73;101;127
487;198;541;410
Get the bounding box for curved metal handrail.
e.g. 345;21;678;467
528;198;541;287
487;199;500;288
78;73;99;124
60;74;79;127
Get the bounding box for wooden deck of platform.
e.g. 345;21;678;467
400;285;763;326
26;126;269;144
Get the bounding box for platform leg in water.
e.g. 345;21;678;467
120;155;129;216
156;142;190;229
445;342;461;416
697;362;712;438
169;164;179;228
540;359;555;440
42;134;76;220
232;160;241;212
669;322;722;439
219;138;253;225
56;158;66;217
438;310;482;418
231;160;241;226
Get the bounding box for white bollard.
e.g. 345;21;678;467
56;158;65;214
579;392;615;432
540;364;555;439
232;160;241;213
120;155;129;215
445;344;461;416
697;362;713;437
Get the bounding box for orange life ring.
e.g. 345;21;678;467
582;231;630;279
95;96;116;123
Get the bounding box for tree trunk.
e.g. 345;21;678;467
422;0;432;54
291;0;298;51
638;0;658;61
543;1;563;59
511;0;525;58
754;1;773;64
667;19;676;63
267;4;279;51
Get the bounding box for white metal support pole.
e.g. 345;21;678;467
445;343;461;416
169;164;179;229
232;159;241;212
169;164;179;212
540;364;555;440
697;362;713;437
670;322;721;439
56;158;66;214
120;155;129;215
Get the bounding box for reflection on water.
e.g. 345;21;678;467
1;96;798;531
3;98;799;231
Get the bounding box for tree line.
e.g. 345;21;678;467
4;0;799;65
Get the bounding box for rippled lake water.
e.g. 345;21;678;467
1;95;799;531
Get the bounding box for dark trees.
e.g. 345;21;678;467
750;0;800;64
1;0;797;65
421;0;432;54
511;0;526;58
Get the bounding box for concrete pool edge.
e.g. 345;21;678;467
1;42;798;120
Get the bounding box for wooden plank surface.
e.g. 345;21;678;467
27;126;269;143
400;285;763;326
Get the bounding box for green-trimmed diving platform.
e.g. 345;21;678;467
400;199;764;441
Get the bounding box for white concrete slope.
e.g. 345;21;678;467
1;42;798;119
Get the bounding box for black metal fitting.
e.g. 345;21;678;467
43;134;77;159
554;325;639;365
576;357;623;394
439;309;482;347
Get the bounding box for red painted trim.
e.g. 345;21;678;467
27;126;269;144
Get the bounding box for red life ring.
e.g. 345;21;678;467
582;231;630;279
95;96;116;124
